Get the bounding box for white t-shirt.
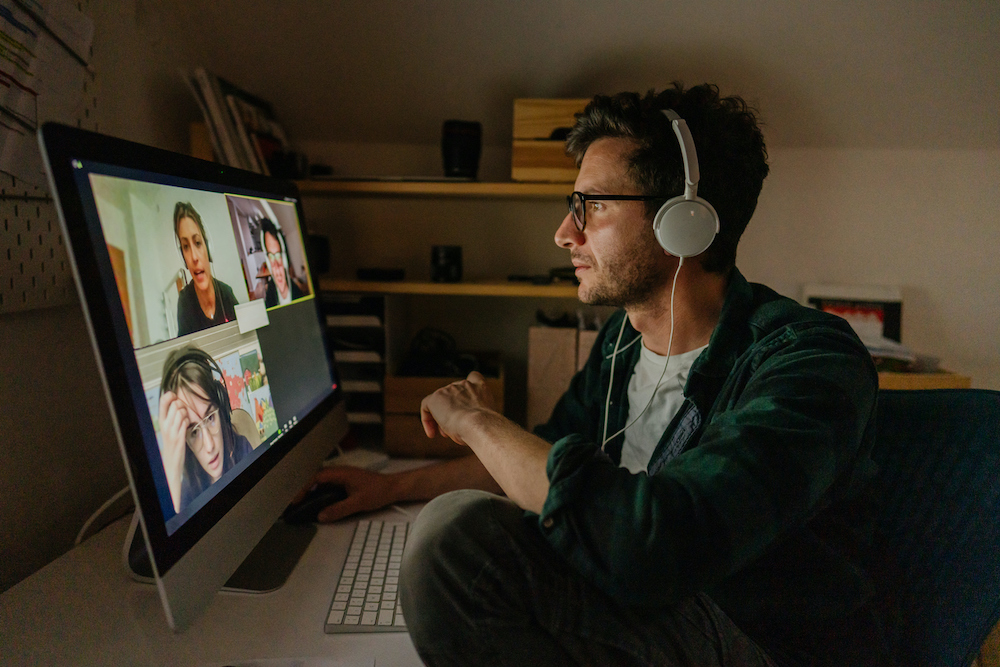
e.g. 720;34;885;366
618;342;706;474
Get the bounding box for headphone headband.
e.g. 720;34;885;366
662;110;700;199
163;346;230;417
651;109;719;258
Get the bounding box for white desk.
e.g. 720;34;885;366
0;506;424;667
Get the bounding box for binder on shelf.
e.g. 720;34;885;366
191;67;245;168
334;350;383;364
226;95;263;173
326;314;382;328
181;72;224;164
347;412;383;425
184;67;291;174
341;380;382;393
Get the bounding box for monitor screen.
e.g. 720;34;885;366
39;123;347;630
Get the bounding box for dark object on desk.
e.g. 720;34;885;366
357;268;405;281
442;120;481;179
306;234;330;275
431;245;462;282
871;389;1000;666
309;163;333;177
549;266;579;284
535;309;576;328
396;327;480;378
282;483;348;524
509;274;553;285
267;150;309;179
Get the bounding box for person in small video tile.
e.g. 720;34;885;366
259;217;306;307
174;202;240;335
158;346;252;513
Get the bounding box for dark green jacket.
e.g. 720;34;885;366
535;268;889;665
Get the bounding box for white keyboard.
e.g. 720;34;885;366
324;519;409;633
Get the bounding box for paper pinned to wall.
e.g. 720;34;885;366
0;0;93;186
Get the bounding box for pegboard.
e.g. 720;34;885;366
0;194;75;312
0;0;96;315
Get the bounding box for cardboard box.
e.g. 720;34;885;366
577;330;599;371
526;327;602;431
526;327;579;430
383;361;504;458
511;99;588;182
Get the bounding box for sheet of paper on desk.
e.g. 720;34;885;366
205;658;375;667
0;0;94;185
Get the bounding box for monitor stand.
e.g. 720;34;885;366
125;513;317;592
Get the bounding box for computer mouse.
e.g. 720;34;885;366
282;482;348;524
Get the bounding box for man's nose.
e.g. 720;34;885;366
554;211;582;249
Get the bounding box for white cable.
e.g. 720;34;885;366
603;333;642;359
75;485;131;546
600;313;630;449
601;258;684;448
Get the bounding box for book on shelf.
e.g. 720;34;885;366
183;67;291;174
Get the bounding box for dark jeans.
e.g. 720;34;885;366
400;490;778;667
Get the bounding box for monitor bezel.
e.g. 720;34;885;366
39;122;341;577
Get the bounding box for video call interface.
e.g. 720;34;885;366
75;162;337;534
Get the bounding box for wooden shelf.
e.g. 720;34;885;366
295;179;570;198
878;371;972;390
320;278;579;298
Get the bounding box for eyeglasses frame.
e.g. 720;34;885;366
185;408;222;450
566;192;667;232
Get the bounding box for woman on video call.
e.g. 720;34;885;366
174;202;240;336
158;346;253;514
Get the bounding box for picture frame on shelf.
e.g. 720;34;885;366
802;283;902;343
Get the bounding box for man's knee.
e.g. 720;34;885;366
400;490;504;643
402;489;498;582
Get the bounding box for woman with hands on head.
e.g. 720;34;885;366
159;346;253;514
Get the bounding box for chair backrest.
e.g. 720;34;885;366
872;389;1000;666
230;407;262;449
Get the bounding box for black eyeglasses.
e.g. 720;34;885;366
566;192;666;232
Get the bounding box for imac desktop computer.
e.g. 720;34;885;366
39;123;348;631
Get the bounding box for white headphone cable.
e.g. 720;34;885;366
601;257;684;448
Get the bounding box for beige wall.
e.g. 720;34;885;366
2;0;997;590
743;147;1000;389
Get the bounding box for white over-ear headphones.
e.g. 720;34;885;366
651;110;719;258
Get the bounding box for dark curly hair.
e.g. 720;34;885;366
566;83;769;274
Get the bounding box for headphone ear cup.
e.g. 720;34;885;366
652;196;720;258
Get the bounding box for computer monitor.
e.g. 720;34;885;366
39;123;347;631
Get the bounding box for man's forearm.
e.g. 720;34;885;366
461;410;551;514
386;453;503;504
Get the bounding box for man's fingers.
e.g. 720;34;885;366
317;496;360;523
420;403;440;438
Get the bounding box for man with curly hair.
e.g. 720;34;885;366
310;84;893;666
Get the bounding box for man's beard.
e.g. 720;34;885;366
576;245;667;308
